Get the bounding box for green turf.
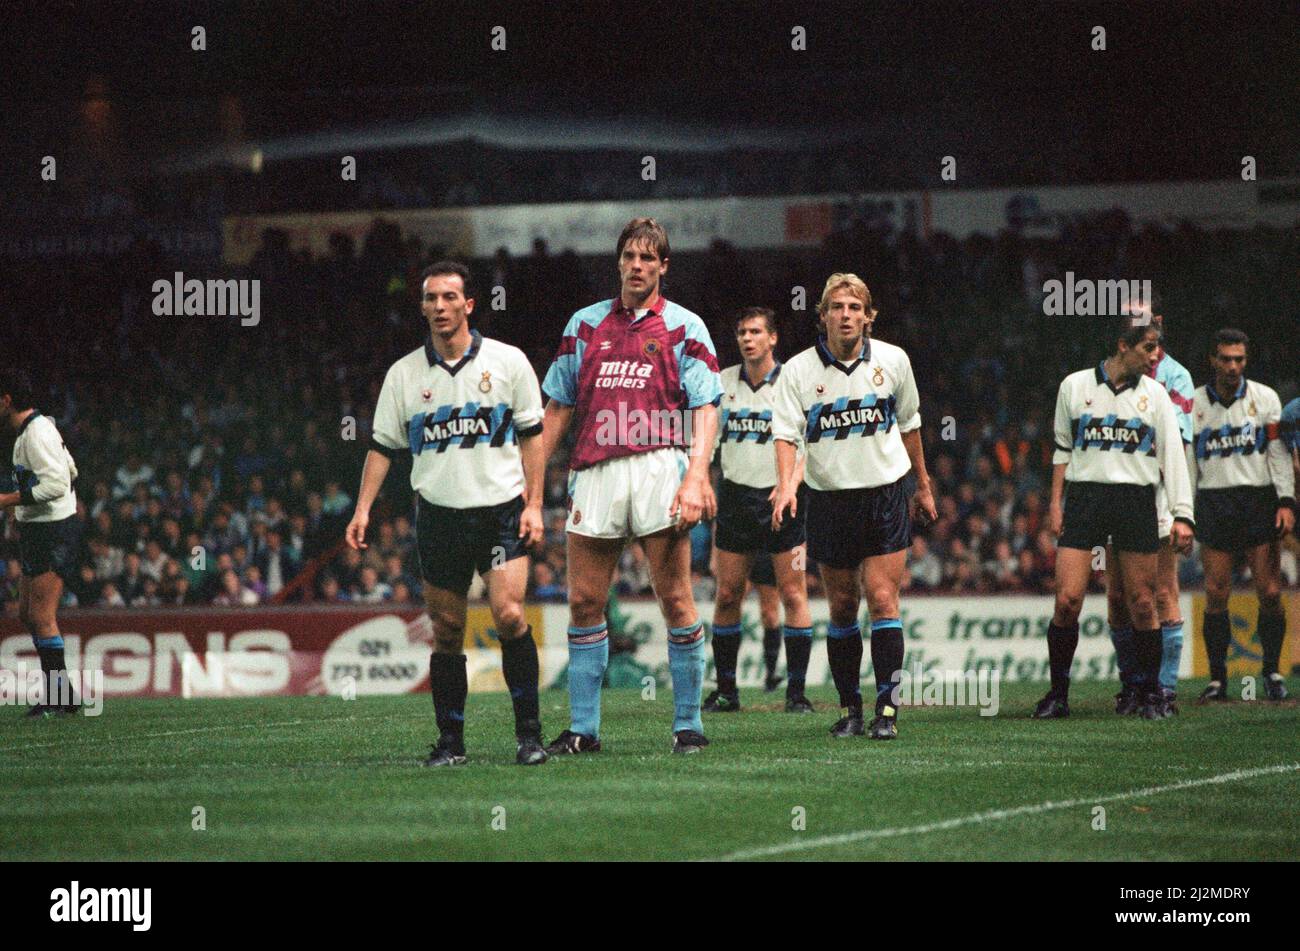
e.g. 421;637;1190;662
1;680;1296;861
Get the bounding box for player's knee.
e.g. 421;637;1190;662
1204;577;1230;608
760;605;780;629
568;589;608;628
715;581;744;612
778;579;806;613
1126;593;1157;629
492;602;526;637
827;594;859;627
1055;592;1084;622
431;628;465;654
658;590;694;627
865;585;898;619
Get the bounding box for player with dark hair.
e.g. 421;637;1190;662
0;370;82;717
1105;301;1195;716
704;306;813;715
1036;316;1194;720
348;261;550;767
541;217;722;755
771;273;936;740
1190;328;1295;702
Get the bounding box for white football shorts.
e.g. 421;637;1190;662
566;447;688;539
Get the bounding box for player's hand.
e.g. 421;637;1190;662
345;511;369;550
519;503;544;548
1170;521;1194;554
1047;503;1064;537
910;481;938;527
1277;506;1295;538
671;472;713;530
770;483;798;531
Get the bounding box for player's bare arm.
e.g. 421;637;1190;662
518;430;545;547
346;449;391;550
771;438;799;530
0;491;20;509
671;403;718;528
1047;462;1067;536
541;400;573;467
901;429;936;525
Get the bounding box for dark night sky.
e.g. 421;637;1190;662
2;0;1297;183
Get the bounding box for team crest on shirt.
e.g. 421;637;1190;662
1137;395;1148;411
872;365;885;386
1249;400;1256;416
478;371;493;394
642;338;662;358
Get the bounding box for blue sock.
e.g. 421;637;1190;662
567;624;609;737
1159;620;1183;692
783;625;812;693
1109;625;1134;686
668;623;705;733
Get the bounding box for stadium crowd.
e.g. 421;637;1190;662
4;208;1298;614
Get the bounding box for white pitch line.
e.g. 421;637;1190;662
710;762;1300;862
0;713;404;754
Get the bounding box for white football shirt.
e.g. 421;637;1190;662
12;412;79;522
371;331;544;509
1190;378;1295;499
716;362;782;488
771;335;921;491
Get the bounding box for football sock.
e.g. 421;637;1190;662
1132;628;1162;691
1203;611;1231;684
826;622;863;713
783;625;812;696
668;623;706;733
566;623;609;737
1109;624;1135;686
34;635;74;708
1047;621;1080;698
1158;619;1183;692
710;622;741;695
870;618;904;715
762;626;782;679
1258;608;1286;678
500;626;540;731
429;652;467;741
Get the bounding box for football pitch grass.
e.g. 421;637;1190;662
2;680;1296;862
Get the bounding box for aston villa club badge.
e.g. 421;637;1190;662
478;371;493;394
872;366;885;386
642;338;662;358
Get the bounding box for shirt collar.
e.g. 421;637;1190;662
1095;360;1137;395
1207;377;1247;406
425;329;483;372
15;410;41;437
815;334;870;369
612;293;666;323
741;361;782;391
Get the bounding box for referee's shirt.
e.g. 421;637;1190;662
1190;378;1296;500
771;335;920;491
11;411;78;523
1052;362;1193;524
370;330;543;508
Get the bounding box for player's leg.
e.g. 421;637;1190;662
1033;546;1092;717
820;563;865;734
484;551;547;764
548;532;622;752
862;548;907;738
422;581;471;765
22;568;76;716
642;526;708;748
754;568;783;691
1155;539;1185;710
772;545;813;711
1115;549;1164;717
706;547;751;711
1246;540;1288;700
1199;545;1235;702
1105;543;1140;713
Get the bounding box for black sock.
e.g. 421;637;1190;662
1047;621;1080;698
35;643;73;707
711;624;741;694
1132;628;1162;692
826;624;863;713
1203;611;1230;684
429;652;467;742
762;626;782;678
500;627;540;732
784;628;812;696
1258;609;1286;678
870;623;905;715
